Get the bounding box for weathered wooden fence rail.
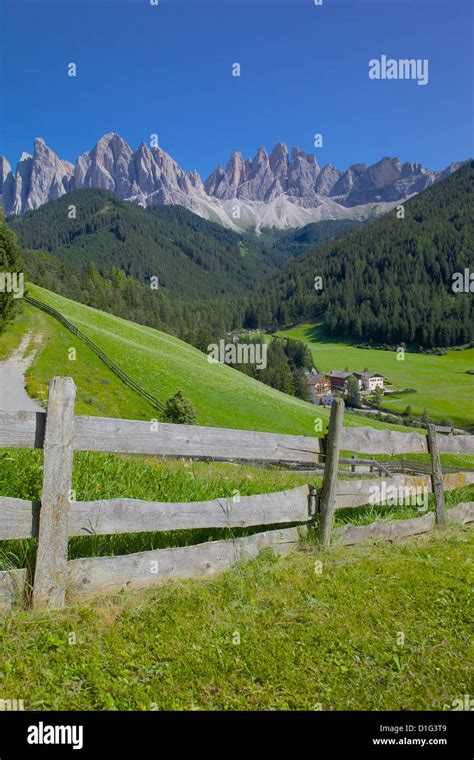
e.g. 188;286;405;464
0;379;473;611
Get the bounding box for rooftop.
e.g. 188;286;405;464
327;371;353;379
354;371;384;379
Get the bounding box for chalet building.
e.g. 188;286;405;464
353;371;385;392
326;370;353;393
304;368;385;404
304;370;332;403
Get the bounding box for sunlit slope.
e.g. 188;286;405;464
27;284;409;435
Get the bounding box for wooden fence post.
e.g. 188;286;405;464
319;398;344;548
427;424;447;527
32;377;76;610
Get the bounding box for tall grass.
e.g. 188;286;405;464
1;448;472;572
0;449;312;571
0;530;472;710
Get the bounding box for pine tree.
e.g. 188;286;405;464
0;212;23;333
373;387;384;407
162;391;197;424
346;376;361;408
292;367;310;401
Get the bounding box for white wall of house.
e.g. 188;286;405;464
368;376;384;391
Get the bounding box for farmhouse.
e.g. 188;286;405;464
326;370;353;392
353;371;384;392
304;370;332;403
305;368;385;404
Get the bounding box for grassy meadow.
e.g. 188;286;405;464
1;284;424;436
0;292;473;713
275;323;474;429
21;287;330;433
22;306;157;420
0;527;471;710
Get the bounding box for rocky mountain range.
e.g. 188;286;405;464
0;133;462;231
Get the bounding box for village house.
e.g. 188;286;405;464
304;370;332;403
304;368;385;404
353;371;385;393
326;370;353;393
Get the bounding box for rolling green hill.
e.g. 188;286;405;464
6;283;416;435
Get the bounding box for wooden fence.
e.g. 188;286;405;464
0;379;473;612
24;295;165;413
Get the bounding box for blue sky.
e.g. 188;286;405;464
1;0;472;177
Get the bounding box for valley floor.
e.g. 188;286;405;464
276;323;474;429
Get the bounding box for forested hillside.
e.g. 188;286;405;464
258;218;362;259
9;189;271;299
8;190;357;344
0;212;23;332
6;164;473;349
246;161;473;347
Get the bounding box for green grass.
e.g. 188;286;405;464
0;448;313;572
334;484;474;526
13;284;421;436
0;528;471;710
21;305;157;420
1;446;472;573
0;308;33;360
276;323;474;429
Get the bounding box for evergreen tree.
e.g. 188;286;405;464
373;387;384;407
0;212;23;332
162;391;197;424
292;367;310;401
346;376;361;408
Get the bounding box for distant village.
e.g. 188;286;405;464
304;369;385;406
226;330;388;408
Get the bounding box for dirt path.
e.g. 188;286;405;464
0;332;44;412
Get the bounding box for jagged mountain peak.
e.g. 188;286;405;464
271;141;289;153
0;133;462;231
0;155;12;176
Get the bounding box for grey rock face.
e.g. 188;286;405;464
0;156;14;213
2;139;74;216
328;156;445;206
315;164;342;195
0;133;462;230
269;142;289;186
287;147;320;196
26;138;74;212
76;132;133;195
12;152;33;216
